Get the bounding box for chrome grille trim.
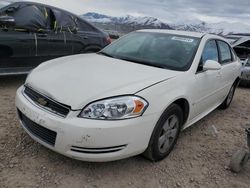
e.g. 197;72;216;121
23;86;71;118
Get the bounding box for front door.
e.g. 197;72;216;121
192;40;222;117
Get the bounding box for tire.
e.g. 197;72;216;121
143;104;183;162
219;83;236;110
229;149;249;173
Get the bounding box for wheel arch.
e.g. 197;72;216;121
172;98;190;126
234;77;241;87
82;45;102;53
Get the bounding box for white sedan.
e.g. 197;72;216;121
16;30;241;162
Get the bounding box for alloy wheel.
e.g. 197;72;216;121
158;114;179;153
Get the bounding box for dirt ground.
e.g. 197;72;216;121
0;76;250;188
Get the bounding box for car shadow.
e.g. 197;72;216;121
0;75;27;87
239;84;250;89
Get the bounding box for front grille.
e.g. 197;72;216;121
70;145;127;154
18;110;57;146
23;86;70;117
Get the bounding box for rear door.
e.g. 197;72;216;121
51;8;81;56
46;8;71;57
34;6;66;61
75;18;103;53
216;40;238;100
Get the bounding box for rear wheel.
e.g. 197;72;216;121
219;83;236;110
143;104;183;161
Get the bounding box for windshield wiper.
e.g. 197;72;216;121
98;51;114;58
117;57;167;69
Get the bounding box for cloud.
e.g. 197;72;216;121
17;0;250;24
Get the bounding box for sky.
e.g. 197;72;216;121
4;0;250;24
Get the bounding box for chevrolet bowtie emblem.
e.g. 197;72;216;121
37;97;47;106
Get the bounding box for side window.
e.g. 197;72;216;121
217;41;232;64
197;40;218;72
202;40;219;64
52;9;76;32
77;19;95;32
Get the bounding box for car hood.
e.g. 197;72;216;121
26;54;180;110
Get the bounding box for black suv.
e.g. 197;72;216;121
0;1;111;75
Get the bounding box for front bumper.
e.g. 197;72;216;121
15;86;158;162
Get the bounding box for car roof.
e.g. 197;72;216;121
11;1;78;17
4;1;103;33
137;29;224;39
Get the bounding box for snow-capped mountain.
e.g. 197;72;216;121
82;12;250;35
206;22;250;35
82;12;172;29
172;20;207;33
174;21;250;35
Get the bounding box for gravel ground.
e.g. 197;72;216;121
0;75;250;188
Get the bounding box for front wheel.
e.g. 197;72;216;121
143;104;183;161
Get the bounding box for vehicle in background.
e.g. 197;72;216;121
0;1;111;76
240;58;248;66
16;30;241;162
240;58;250;86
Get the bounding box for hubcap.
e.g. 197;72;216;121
227;86;234;105
158;114;179;153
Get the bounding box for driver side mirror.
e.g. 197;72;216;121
203;60;222;71
0;15;15;27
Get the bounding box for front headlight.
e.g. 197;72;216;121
79;96;148;120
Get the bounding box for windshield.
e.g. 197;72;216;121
100;32;200;71
0;1;11;9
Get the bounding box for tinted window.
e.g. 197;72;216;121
218;41;232;64
202;40;218;64
77;19;95;32
101;32;200;71
52;9;76;32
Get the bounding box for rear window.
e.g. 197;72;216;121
76;18;96;32
52;8;77;31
